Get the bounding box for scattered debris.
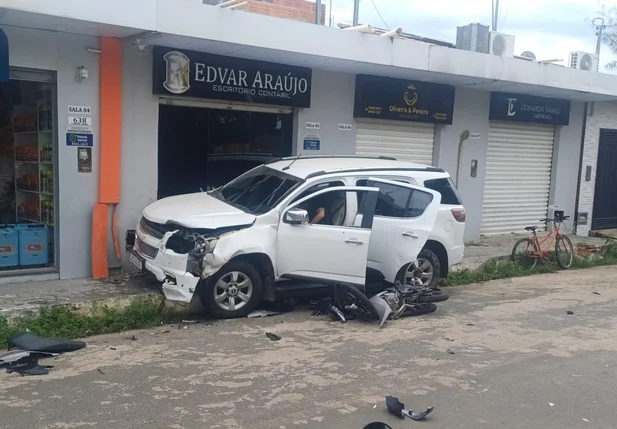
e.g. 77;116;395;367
130;335;137;341
566;310;574;315
593;292;601;295
574;243;602;259
466;323;475;326
2;332;86;377
582;418;589;422
161;330;170;334
549;402;555;407
447;349;456;355
97;368;105;374
110;347;116;350
385;395;434;421
266;332;281;341
248;310;282;318
373;404;377;409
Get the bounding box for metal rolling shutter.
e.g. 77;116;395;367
481;122;555;235
355;121;435;165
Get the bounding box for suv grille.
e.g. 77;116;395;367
135;236;158;259
139;217;166;240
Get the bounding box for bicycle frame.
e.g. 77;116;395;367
529;223;563;260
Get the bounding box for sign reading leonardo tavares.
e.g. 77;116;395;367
152;46;312;108
353;74;455;125
489;92;571;126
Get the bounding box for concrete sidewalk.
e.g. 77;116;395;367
0;234;608;319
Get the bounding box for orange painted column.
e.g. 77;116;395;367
92;37;122;279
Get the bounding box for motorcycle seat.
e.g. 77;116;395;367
8;332;86;354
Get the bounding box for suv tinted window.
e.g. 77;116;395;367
423;177;462;205
357;179;433;218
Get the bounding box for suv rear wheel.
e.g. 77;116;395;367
405;249;441;289
200;260;263;319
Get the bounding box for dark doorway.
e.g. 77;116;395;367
157;105;293;200
592;128;617;230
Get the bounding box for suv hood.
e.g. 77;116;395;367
142;192;256;229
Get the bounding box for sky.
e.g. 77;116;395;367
326;0;616;72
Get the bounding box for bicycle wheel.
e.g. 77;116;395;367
511;238;537;269
555;235;574;269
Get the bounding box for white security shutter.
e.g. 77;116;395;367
481;122;555;235
355;121;435;165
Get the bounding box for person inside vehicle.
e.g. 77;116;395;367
307;191;346;226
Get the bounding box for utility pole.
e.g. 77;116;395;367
593;17;606;56
315;0;322;25
492;0;500;31
352;0;360;26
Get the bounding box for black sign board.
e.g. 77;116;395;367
353;74;455;125
489;92;571;126
152;46;312;108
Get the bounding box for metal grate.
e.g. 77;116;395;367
135;236;158;259
139;217;165;240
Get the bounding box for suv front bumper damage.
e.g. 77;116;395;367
125;227;227;304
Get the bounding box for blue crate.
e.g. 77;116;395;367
16;223;49;266
0;224;19;268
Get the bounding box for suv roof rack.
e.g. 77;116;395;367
272;155;397;162
305;166;445;179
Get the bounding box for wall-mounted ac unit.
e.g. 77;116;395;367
489;32;515;57
569;51;599;71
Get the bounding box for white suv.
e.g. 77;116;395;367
127;156;465;319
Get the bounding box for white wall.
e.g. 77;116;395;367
577;101;617;236
117;44;159;266
435;88;490;243
2;25;101;279
549;102;585;235
294;70;356;155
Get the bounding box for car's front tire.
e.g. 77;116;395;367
200;260;263;319
405;249;441;289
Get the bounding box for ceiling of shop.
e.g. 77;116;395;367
0;8;145;38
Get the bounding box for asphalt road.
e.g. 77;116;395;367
2;267;617;429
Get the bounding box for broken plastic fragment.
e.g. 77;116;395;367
385;396;434;421
266;332;281;341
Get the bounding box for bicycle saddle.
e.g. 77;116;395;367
8;332;86;353
525;226;539;231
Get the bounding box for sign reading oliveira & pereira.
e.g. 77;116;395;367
353;74;455;125
152;46;312;108
489;92;571;126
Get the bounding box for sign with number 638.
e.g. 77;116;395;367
68;116;91;126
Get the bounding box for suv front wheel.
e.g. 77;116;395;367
200;260;263;319
405;249;441;289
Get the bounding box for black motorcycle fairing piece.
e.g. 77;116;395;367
385;395;435;421
334;283;379;322
363;423;393;429
1;350;57;376
8;332;86;353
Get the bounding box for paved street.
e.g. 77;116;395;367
2;267;617;429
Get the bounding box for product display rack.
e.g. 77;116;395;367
12;95;54;228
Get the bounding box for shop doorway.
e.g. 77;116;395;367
0;72;57;273
157;104;293;199
592;129;617;231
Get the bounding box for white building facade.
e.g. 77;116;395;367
0;0;615;282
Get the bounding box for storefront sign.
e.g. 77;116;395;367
305;122;320;130
152;46;312;108
68;116;92;126
353;74;455;125
489;92;571;126
469;133;481;139
66;132;93;147
338;123;352;131
303;134;320;151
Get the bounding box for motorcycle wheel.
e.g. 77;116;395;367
417;292;450;303
334;283;379;322
401;303;438;317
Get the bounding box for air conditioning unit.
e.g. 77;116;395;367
489;32;515;57
569;51;599;71
456;23;490;53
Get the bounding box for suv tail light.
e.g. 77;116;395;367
451;208;466;223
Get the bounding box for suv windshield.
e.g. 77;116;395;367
211;166;301;214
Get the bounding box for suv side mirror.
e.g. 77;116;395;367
284;208;309;225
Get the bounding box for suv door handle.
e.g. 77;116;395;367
403;231;419;238
345;238;364;245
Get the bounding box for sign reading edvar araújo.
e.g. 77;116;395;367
489;92;571;126
353;74;455;125
152;46;312;108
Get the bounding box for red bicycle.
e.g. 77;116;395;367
511;215;574;269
